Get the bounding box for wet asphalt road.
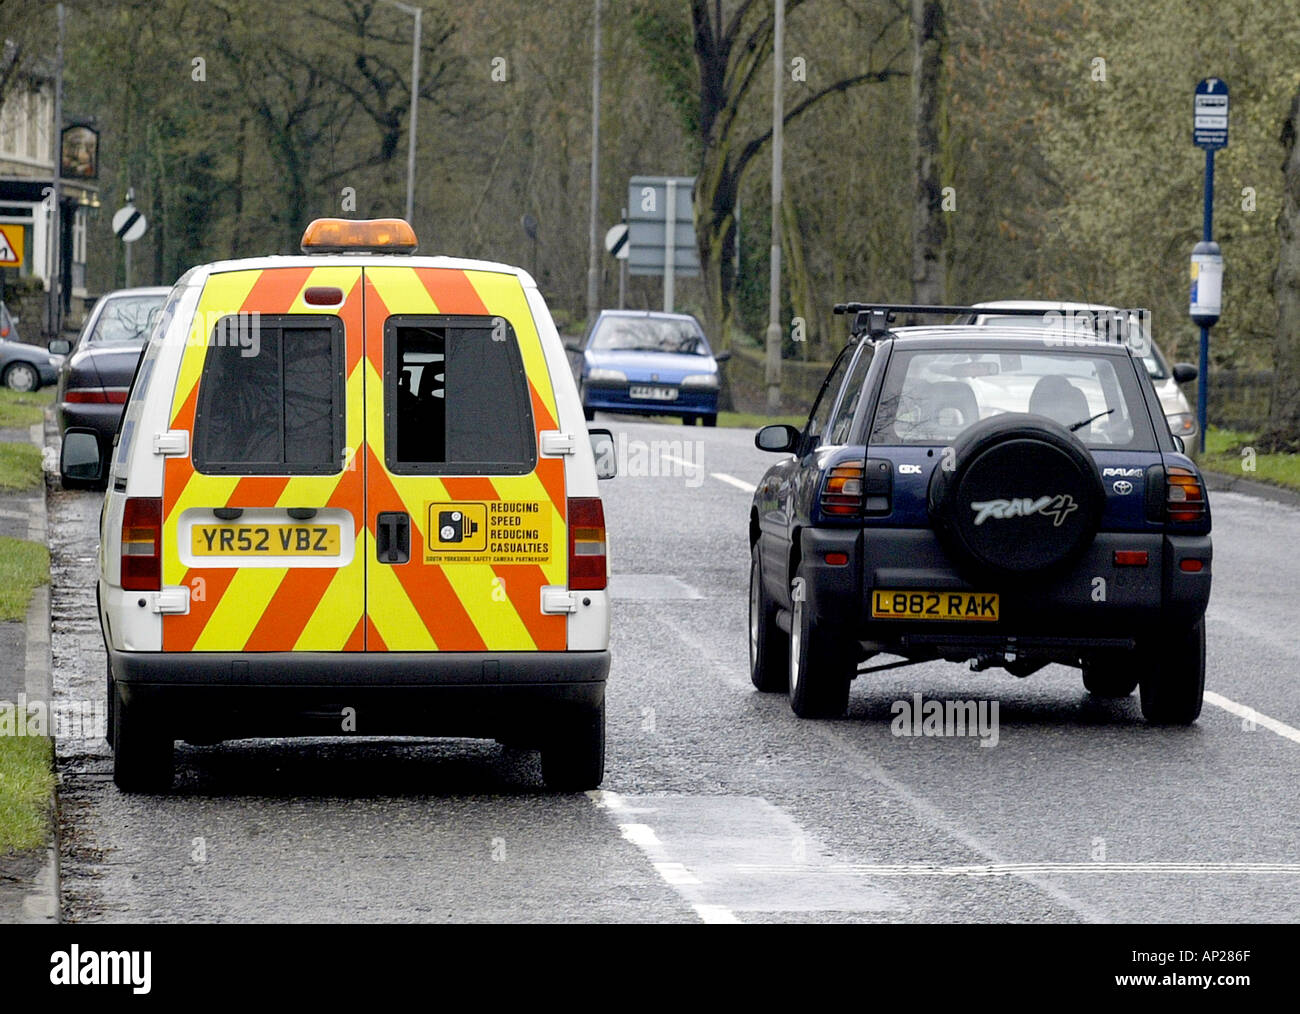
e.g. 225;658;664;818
51;418;1300;923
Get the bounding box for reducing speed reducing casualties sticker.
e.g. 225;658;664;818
424;501;552;564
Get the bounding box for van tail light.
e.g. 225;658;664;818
65;387;129;404
121;497;163;591
821;461;865;516
568;497;607;591
1165;466;1206;523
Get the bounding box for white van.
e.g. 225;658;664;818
60;218;617;792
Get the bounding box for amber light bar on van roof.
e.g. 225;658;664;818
300;218;418;254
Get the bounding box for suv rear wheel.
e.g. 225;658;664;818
749;544;788;692
788;564;853;718
1138;619;1205;725
112;683;174;792
540;704;605;790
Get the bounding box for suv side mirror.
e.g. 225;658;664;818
49;338;72;355
755;424;800;453
1171;434;1186;454
589;427;616;479
61;428;103;483
1172;362;1198;384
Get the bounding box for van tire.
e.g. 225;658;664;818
112;683;174;793
541;704;605;790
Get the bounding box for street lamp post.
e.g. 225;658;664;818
764;0;785;412
586;0;603;325
385;1;422;225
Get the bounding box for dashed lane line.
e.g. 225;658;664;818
1204;691;1300;746
711;473;756;493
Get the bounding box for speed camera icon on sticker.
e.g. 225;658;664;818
426;502;488;553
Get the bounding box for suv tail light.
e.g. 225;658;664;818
567;497;607;590
821;461;865;516
1165;466;1206;523
121;497;162;591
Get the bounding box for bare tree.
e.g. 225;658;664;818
910;0;946;305
1261;86;1300;451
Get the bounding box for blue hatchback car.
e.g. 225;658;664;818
570;310;729;426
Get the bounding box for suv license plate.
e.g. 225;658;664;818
191;524;341;557
871;590;999;621
629;385;678;401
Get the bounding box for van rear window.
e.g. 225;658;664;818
385;315;536;475
193;314;345;474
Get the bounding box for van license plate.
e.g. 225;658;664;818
629;385;678;401
871;590;999;621
191;524;341;556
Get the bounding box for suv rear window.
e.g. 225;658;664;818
193;314;345;474
385;315;536;475
870;348;1155;449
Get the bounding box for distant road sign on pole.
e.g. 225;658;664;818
626;176;699;291
112;204;146;244
604;223;629;260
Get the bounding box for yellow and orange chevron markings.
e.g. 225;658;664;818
162;263;567;654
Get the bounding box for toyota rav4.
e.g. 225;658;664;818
748;303;1211;725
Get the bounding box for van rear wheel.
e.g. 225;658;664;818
112;683;174;793
541;704;605;790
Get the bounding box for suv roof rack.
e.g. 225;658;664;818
831;302;1149;345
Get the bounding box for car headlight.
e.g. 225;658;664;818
587;368;627;384
1166;412;1196;435
681;373;719;390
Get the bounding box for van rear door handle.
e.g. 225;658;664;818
375;511;410;564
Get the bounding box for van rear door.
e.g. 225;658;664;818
361;265;567;652
161;266;367;652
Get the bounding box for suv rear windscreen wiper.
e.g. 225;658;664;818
1069;408;1115;432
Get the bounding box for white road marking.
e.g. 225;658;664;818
659;452;703;472
712;472;756;493
595;795;900;920
692;904;742;924
1204;691;1300;746
735;862;1300;877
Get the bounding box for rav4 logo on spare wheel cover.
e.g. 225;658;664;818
969;494;1079;527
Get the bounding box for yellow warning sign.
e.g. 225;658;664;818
0;224;23;268
424;500;552;564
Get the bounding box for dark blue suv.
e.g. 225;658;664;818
749;304;1212;725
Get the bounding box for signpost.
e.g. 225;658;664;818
626;176;698;313
113;192;147;288
604;220;629;309
1190;78;1228;453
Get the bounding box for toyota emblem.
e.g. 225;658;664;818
1112;480;1134;495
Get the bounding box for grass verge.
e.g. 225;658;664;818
0;442;43;491
1199;427;1300;492
0;537;48;623
0;736;54;853
0;387;52;429
716;411;806;429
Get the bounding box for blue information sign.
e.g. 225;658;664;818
1193;78;1229;150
